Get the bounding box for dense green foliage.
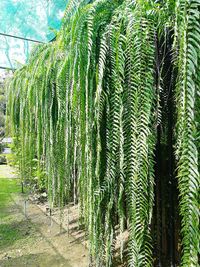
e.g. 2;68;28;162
6;0;199;266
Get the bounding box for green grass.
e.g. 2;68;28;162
0;178;20;216
0;178;22;249
0;221;24;249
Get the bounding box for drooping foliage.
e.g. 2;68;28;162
174;0;200;265
6;0;199;266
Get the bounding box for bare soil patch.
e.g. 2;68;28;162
0;166;88;267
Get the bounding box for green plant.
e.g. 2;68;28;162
6;0;200;266
174;0;200;265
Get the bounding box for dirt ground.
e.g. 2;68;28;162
0;165;88;267
0;165;17;179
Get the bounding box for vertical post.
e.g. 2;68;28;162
24;200;28;218
67;208;69;237
21;181;24;193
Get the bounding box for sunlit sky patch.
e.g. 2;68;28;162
0;0;67;69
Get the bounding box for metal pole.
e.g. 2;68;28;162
0;66;16;71
0;32;44;44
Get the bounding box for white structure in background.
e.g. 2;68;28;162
1;137;12;154
1;137;12;144
0;69;13;82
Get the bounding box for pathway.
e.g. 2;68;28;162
0;165;88;267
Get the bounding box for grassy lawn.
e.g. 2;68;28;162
0;178;20;215
0;178;22;249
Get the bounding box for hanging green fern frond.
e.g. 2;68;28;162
174;0;200;265
124;5;157;266
6;0;200;266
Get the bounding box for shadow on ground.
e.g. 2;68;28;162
0;219;40;250
0;165;88;267
0;252;72;267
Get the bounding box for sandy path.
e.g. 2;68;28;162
0;165;18;179
0;165;89;267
